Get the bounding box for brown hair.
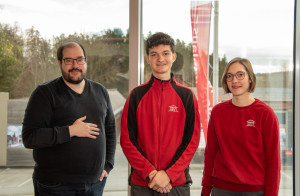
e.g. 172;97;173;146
221;57;256;93
145;32;175;55
57;42;86;61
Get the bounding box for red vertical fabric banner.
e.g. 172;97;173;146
191;1;213;143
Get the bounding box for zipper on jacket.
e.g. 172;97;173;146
158;80;164;170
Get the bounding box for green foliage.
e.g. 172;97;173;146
174;40;194;85
0;23;214;98
0;24;132;98
0;24;23;94
10;26;57;98
0;22;291;100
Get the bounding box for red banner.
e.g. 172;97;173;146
191;1;213;143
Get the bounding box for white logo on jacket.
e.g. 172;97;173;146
168;105;178;112
246;120;255;127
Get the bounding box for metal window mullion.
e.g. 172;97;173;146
294;0;299;195
128;0;142;195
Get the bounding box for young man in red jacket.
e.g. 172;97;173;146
121;32;200;196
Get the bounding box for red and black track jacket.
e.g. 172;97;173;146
121;74;200;187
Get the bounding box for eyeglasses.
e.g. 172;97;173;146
63;57;86;65
225;71;247;82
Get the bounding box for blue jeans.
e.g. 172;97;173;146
33;177;107;196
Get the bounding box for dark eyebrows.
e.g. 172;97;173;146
226;70;246;74
63;56;84;59
150;50;171;54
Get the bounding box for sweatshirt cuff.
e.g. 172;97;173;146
57;126;71;144
104;161;114;174
201;186;212;195
165;169;177;183
142;165;156;181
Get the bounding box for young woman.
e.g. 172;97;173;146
201;57;281;196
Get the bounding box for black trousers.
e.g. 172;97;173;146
211;187;265;196
130;184;190;196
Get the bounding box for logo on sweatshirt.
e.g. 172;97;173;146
168;105;178;112
246;120;255;127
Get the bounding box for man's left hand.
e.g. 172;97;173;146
148;170;170;190
156;183;172;193
99;170;108;181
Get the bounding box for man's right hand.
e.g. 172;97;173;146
69;116;100;139
148;170;158;182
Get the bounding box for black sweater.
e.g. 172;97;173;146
22;77;116;184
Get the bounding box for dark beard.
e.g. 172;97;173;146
61;68;85;84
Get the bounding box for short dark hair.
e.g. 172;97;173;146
221;57;256;93
145;32;175;55
57;42;86;61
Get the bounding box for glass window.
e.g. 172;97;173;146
218;1;293;195
0;0;129;195
0;0;295;195
143;0;294;195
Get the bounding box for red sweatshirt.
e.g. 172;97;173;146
121;75;200;187
201;99;281;196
